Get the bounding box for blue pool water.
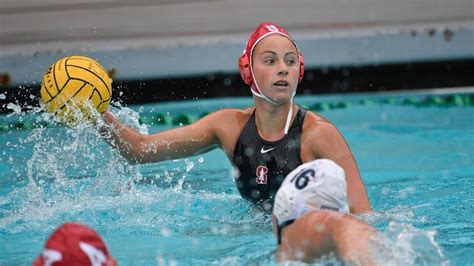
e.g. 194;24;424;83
0;90;473;265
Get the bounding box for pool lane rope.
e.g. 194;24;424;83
1;93;473;132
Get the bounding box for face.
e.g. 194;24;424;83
252;34;299;104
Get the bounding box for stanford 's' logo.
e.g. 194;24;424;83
256;166;268;184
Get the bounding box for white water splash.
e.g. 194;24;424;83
371;222;449;265
360;205;416;224
0;103;151;230
6;102;22;115
173;159;195;192
357;207;449;265
108;103;149;134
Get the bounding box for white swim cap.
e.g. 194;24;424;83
273;159;349;227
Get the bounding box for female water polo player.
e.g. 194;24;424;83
100;22;371;213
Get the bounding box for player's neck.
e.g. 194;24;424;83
254;99;295;141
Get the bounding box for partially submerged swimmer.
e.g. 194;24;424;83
273;159;376;265
101;22;370;213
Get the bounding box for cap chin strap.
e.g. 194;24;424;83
284;98;294;135
251;83;296;135
251;84;278;105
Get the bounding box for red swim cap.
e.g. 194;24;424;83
33;222;117;266
238;22;304;96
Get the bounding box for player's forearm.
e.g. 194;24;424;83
348;180;372;214
100;111;150;164
350;196;372;214
100;111;218;164
340;155;372;214
348;183;372;214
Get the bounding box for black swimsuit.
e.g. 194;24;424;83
232;107;307;204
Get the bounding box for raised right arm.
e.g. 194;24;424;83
99;110;222;164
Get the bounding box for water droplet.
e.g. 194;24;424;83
160;227;171;237
223;78;232;86
6;102;22;114
185;160;194;172
210;226;219;235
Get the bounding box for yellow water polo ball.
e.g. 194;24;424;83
40;55;112;121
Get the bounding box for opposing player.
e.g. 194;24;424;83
273;159;376;265
33;222;117;266
100;22;371;213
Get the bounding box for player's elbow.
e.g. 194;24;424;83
350;204;372;215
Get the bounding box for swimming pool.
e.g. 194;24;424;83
1;89;473;265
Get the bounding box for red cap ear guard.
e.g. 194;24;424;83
238;51;305;86
239;52;253;85
298;53;305;83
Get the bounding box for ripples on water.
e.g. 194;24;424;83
0;100;464;265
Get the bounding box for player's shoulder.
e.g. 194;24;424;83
288;210;336;235
302;110;339;136
214;107;254;115
201;108;253;147
206;107;254;121
304;210;348;227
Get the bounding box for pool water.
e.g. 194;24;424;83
1;90;473;265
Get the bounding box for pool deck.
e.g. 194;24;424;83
1;0;473;86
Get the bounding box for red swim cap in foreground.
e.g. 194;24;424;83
33;222;117;266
